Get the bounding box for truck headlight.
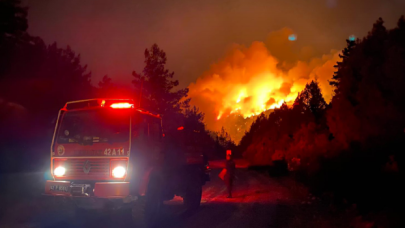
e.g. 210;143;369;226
112;166;126;178
54;166;66;177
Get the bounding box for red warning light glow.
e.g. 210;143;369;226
110;103;133;109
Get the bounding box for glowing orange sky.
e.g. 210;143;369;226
187;28;340;133
22;0;405;140
24;0;404;88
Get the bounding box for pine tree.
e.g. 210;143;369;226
398;15;405;30
369;17;387;37
0;0;28;39
184;106;205;132
0;0;29;80
294;80;327;121
132;44;189;115
329;39;356;93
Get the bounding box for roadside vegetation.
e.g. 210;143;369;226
240;16;405;228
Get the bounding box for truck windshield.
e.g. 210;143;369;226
57;109;130;144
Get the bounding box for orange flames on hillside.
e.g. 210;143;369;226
187;28;341;141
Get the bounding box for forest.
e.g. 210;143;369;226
1;0;404;221
240;17;404;215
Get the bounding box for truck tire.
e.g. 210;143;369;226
183;181;202;212
132;176;162;228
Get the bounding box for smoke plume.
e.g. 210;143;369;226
187;28;341;142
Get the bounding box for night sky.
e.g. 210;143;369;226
23;0;405;88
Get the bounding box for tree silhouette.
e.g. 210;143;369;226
327;17;405;146
330;39;356;94
0;38;93;140
130;44;223;158
0;2;95;172
132;44;190;115
0;0;27;37
99;75;113;90
294;80;327;122
0;0;29;80
184;106;205;132
182;106;221;159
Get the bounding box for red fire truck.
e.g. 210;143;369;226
44;99;210;227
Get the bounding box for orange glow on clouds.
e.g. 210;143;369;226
187;28;341;138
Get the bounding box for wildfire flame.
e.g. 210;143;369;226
187;28;341;140
217;112;222;120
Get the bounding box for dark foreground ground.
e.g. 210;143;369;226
0;163;358;228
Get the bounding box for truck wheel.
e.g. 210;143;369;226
132;178;162;228
183;182;202;212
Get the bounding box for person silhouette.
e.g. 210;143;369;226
224;154;235;198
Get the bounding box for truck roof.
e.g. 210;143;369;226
62;98;161;119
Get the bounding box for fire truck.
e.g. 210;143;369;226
44;99;210;227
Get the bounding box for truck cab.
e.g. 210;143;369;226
44;99;209;227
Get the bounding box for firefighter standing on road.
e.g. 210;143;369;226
224;153;235;198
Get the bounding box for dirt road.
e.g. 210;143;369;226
164;168;297;228
0;165;304;228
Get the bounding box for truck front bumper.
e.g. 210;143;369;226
44;180;137;209
45;180;130;198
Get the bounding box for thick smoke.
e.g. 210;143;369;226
187;28;340;142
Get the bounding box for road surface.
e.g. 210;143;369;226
0;164;303;228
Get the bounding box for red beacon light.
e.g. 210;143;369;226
110;102;134;109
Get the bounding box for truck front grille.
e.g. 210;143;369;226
54;158;110;180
